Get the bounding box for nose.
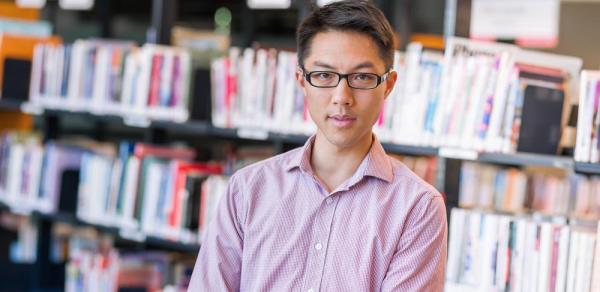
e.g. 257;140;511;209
331;77;354;106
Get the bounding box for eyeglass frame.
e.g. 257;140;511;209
300;67;391;90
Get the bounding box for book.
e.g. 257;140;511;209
28;40;192;123
575;70;600;163
457;162;599;217
0;33;61;100
446;208;597;291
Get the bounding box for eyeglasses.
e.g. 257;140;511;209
302;70;389;90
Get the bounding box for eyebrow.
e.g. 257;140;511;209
312;61;375;71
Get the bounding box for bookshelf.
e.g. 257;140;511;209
0;201;201;254
7;98;598;173
575;162;600;175
1;1;600;291
0;99;24;112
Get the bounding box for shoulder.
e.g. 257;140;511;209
387;156;442;201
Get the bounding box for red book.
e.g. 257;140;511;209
148;53;163;106
168;162;223;228
133;143;195;160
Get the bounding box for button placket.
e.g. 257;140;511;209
310;193;340;291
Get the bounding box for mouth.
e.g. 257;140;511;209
327;114;356;128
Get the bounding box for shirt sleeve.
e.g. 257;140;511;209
188;174;245;292
381;193;448;292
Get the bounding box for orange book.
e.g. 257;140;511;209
0;2;40;20
0;33;62;97
0;110;33;131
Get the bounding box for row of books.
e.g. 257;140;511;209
575;70;600;163
60;225;193;291
0;130;228;245
389;154;438;186
446;208;600;292
27;40;192;123
0;17;51;37
459;162;600;218
210;37;582;155
211;47;314;135
0;212;38;264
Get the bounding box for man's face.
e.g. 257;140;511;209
297;30;397;150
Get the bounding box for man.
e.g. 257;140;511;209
188;1;447;291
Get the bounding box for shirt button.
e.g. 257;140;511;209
315;243;322;250
326;197;333;204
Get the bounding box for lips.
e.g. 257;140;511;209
328;114;356;128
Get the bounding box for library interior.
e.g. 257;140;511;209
0;0;600;291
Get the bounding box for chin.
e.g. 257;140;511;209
320;128;363;149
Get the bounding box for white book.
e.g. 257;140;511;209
566;230;580;292
76;154;91;221
523;221;539;292
253;49;268;127
581;73;597;163
133;46;154;112
280;52;299;134
588;72;600;163
480;214;499;289
120;49;136;109
66;40;88;109
554;226;571;292
141;162;163;233
460;212;482;285
97;156;113;224
43;45;56;98
121;156;140;226
240;47;256;127
106;159;123;220
25;146;43;209
447;208;467;282
510;219;528;292
537;222;553;292
264;49;278;129
91;47;110;112
460;56;490;150
500;68;520;153
6;144;24;206
28;44;44;103
52;45;65;98
381;51;402;133
578;232;595;292
575;71;592;162
485;51;513;153
590;222;600;292
210;58;227;127
397;43;423;143
495;216;511;290
272;51;288;132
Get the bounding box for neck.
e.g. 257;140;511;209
310;131;373;192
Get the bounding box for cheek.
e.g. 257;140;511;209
305;89;329;107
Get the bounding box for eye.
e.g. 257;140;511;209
313;72;334;80
352;73;376;82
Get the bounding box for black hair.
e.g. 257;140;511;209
296;0;395;70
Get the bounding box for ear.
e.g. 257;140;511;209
296;66;308;96
382;70;398;100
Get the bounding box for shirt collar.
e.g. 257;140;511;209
285;134;393;183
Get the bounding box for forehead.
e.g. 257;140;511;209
305;30;386;71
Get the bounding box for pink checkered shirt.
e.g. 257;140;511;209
188;135;447;291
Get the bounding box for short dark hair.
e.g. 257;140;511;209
296;0;395;71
